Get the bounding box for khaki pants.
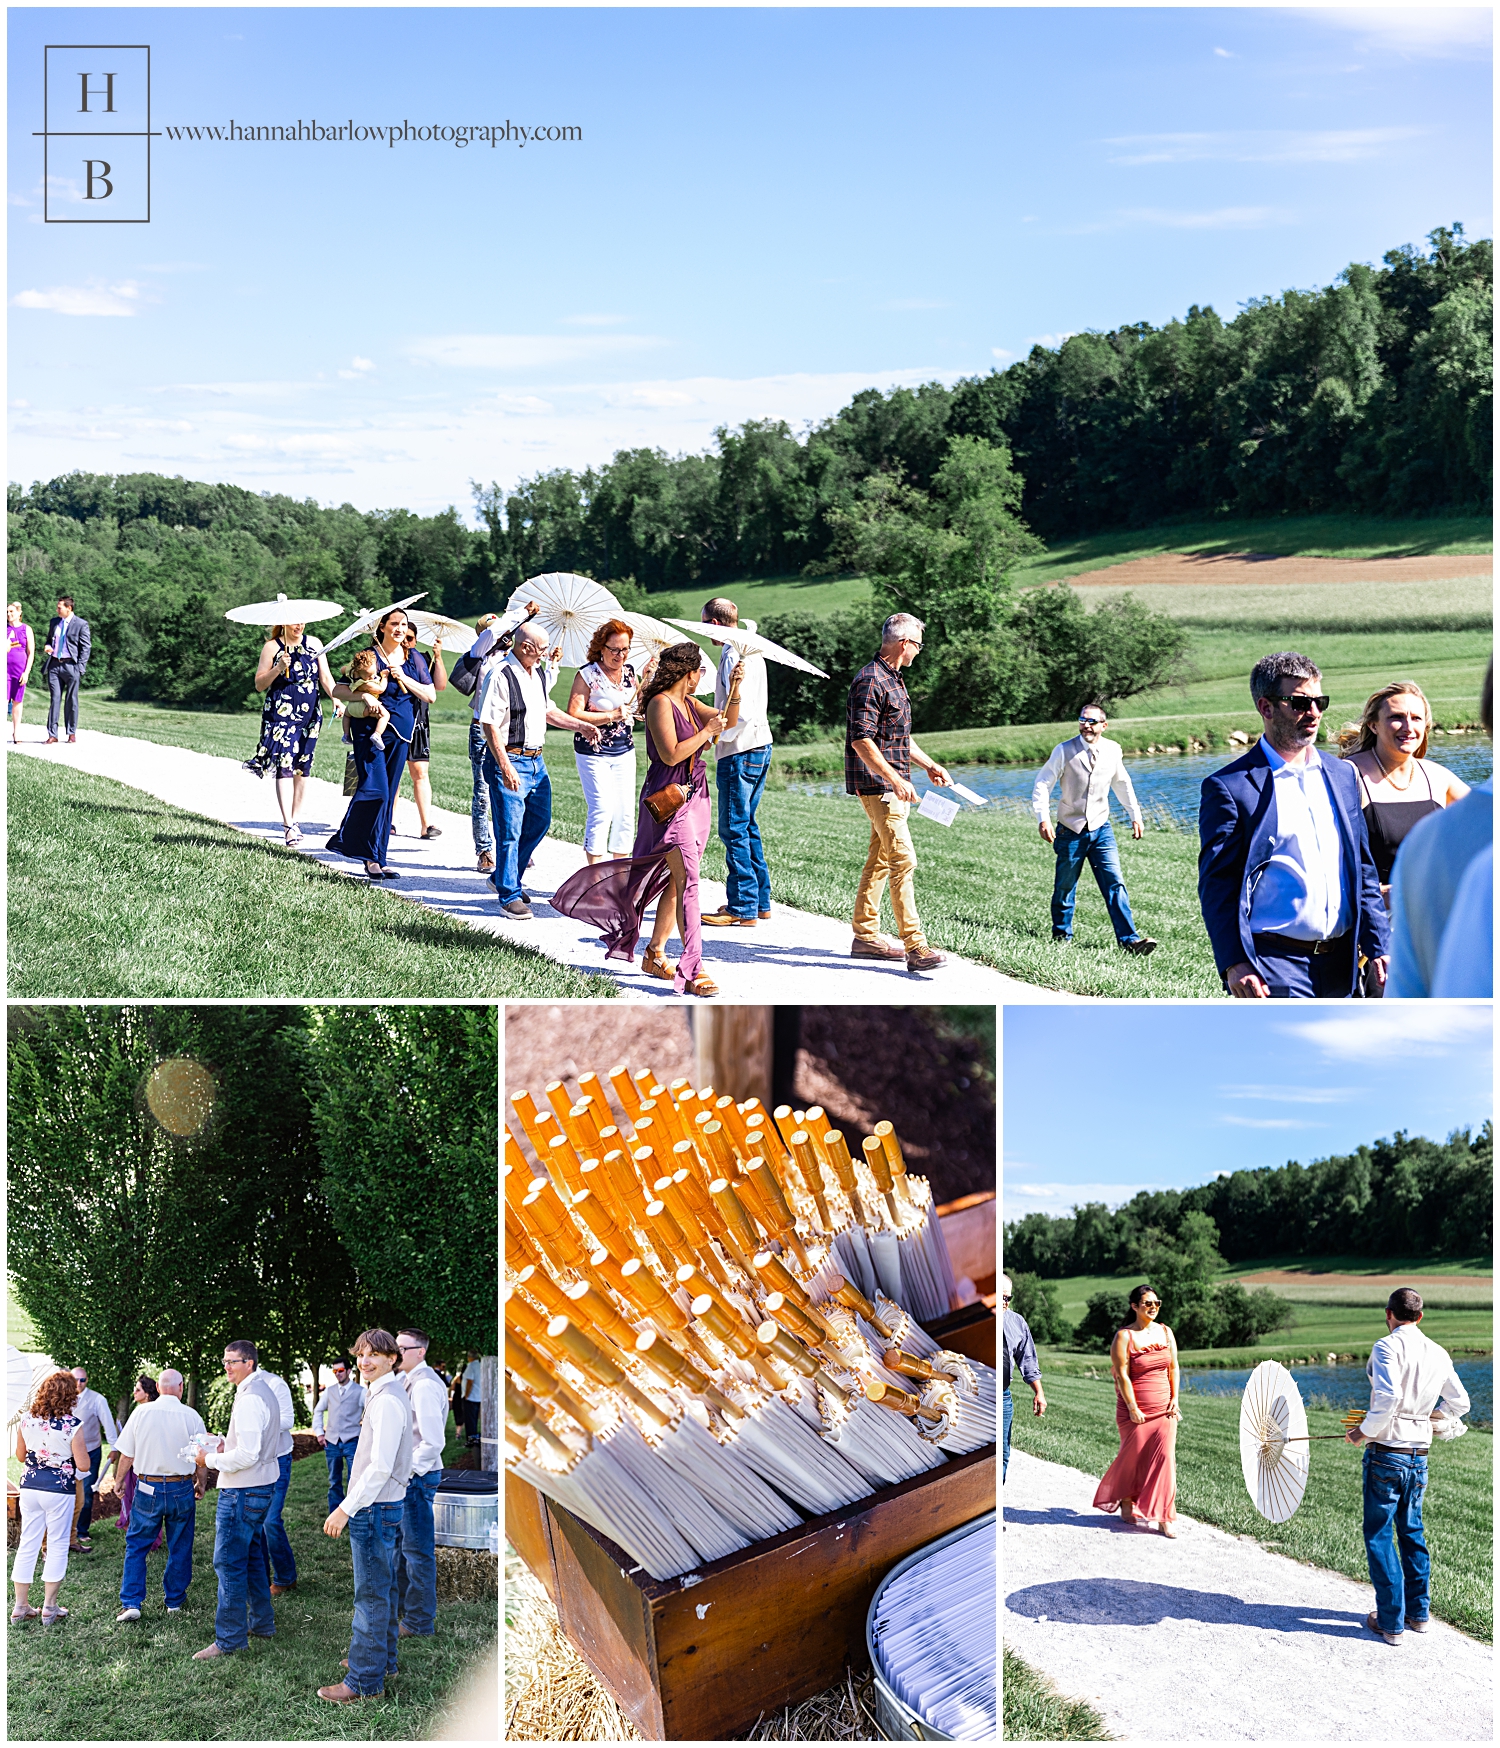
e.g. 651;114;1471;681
854;792;927;951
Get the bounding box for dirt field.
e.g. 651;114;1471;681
1240;1270;1493;1288
1069;550;1493;588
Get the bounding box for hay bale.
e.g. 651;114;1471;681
436;1545;497;1603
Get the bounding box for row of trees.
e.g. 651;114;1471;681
7;1006;498;1422
1004;1126;1493;1283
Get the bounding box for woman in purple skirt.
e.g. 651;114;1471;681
7;602;35;744
552;641;739;996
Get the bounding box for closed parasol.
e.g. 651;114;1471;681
320;592;428;657
507;573;620;668
225;592;344;627
665;618;829;679
406;609;478;656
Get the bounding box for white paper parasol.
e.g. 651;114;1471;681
225;592;344;627
665;618;829;679
8;1347;36;1422
507;573;620;668
406;610;478;656
620;611;713;696
320;592;428;657
1239;1361;1310;1523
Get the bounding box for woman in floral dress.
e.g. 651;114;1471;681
244;620;338;846
12;1369;90;1624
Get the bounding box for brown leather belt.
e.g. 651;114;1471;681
136;1472;195;1482
1367;1444;1429;1456
508;746;544;757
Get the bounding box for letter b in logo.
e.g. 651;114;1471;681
85;160;114;199
44;46;151;222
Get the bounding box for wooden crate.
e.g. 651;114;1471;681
506;1308;995;1740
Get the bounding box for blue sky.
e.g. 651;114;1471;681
1003;1002;1493;1221
9;6;1493;515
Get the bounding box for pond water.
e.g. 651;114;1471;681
792;737;1493;832
1180;1357;1492;1428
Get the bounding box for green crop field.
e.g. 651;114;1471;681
1008;1374;1493;1642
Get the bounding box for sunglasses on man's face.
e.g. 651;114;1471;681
1268;693;1330;714
1079;716;1105;727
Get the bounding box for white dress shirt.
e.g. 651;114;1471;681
340;1372;412;1517
1032;735;1142;833
714;627;771;758
260;1370;296;1459
462;1359;486;1405
313;1378;366;1442
204;1371;280;1485
1360;1320;1471;1450
73;1386;120;1451
404;1363;450;1477
479;651;556;750
1247;738;1352;942
113;1396;208;1477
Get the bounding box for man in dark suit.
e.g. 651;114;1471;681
43;595;91;743
1199;650;1389;998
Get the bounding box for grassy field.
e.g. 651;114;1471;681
1002;1645;1114;1741
6;1419;496;1742
1008;1374;1493;1642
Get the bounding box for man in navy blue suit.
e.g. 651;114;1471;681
1199;651;1389;998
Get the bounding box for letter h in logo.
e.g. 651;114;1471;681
43;45;153;222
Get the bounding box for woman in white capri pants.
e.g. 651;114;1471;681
567;619;643;862
12;1369;90;1624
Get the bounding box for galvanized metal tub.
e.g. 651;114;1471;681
433;1468;498;1551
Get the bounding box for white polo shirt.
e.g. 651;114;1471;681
113;1395;208;1478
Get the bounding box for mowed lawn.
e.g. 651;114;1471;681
1008;1374;1493;1643
6;1421;497;1742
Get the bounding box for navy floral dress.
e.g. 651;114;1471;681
247;637;324;777
20;1412;81;1492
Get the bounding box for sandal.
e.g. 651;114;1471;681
40;1606;68;1624
284;826;302;847
684;973;719;998
641;946;676;981
11;1605;39;1623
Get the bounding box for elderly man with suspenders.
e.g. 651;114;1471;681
395;1327;450;1638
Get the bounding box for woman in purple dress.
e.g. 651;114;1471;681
551;641;738;996
7;602;35;744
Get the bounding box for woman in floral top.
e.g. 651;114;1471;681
12;1369;90;1624
244;619;339;847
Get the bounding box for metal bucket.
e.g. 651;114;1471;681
433;1487;497;1551
865;1510;995;1741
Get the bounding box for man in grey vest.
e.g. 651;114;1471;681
313;1358;366;1513
192;1339;282;1659
395;1327;450;1637
317;1329;414;1703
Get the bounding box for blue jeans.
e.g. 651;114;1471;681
325;1437;359;1514
468;719;494;856
1003;1388;1013;1483
76;1445;102;1535
255;1451;297;1588
213;1484;276;1652
1051;821;1140;943
348;1501;404;1695
120;1476;196;1610
396;1469;442;1636
716;745;773;918
1363;1447;1430;1635
485;749;552;905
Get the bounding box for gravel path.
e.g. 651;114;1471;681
10;728;1068;1001
1003;1449;1493;1741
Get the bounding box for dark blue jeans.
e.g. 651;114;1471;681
120;1476;196;1610
715;745;773;918
468;718;494;856
347;1500;404;1695
1051;821;1140;943
485;749;552;905
213;1483;276;1652
255;1451;297;1588
1363;1447;1430;1635
1003;1388;1013;1483
396;1468;442;1635
1251;934;1356;1000
325;1437;359;1514
76;1444;103;1535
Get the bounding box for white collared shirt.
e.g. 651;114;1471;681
205;1373;273;1474
479;650;553;750
714;626;771;758
113;1395;208;1477
72;1386;119;1451
260;1370;296;1458
313;1378;366;1442
1360;1321;1471;1450
403;1364;450;1477
1032;734;1142;833
340;1371;410;1517
1248;737;1352;941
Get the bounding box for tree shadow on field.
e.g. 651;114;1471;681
1007;1578;1368;1639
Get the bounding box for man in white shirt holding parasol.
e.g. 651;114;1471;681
1345;1287;1471;1645
699;596;772;928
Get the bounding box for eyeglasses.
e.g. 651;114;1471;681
902;637;922;649
396;1344;423;1353
1079;716;1106;727
1267;693;1329;714
604;641;630;654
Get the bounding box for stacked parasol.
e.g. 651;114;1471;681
504;1061;996;1581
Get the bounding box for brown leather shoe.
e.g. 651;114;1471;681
44;736;58;745
398;1622;422;1637
317;1682;366;1703
851;936;905;961
701;908;755;927
270;1583;296;1597
906;946;948;972
759;909;772;919
192;1642;229;1660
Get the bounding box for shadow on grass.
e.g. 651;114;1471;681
1007;1578;1368;1639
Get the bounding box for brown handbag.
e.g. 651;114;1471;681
644;781;687;825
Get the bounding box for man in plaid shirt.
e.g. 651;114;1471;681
844;612;952;971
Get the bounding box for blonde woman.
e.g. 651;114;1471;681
1339;682;1470;902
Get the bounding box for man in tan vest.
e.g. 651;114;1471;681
317;1328;414;1702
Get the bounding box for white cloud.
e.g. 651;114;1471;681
1105;128;1422;166
1213;46;1235;59
337;356;376;379
1220;1115;1312;1130
991;348;1014;362
1279;1005;1492;1062
1002;1178;1167;1218
11;282;141;317
405;333;662;370
1025;332;1077;349
493;394;554;415
1311;7;1492;57
1219;1085;1358;1104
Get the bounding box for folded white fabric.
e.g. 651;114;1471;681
872;1518;996;1739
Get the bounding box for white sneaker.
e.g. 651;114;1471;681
117;1606;142;1622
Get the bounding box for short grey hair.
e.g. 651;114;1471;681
513;620;548;650
1000;1274;1012;1296
1250;651;1321;703
882;612;925;644
158;1368;184;1394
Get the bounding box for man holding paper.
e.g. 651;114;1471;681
1032;707;1157;955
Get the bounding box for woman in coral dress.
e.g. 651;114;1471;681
1093;1283;1180;1537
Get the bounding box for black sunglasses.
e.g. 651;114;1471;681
1268;693;1329;713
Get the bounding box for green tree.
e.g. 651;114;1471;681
1073;1289;1131;1353
1007;1272;1070;1346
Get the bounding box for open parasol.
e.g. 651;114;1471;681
507;573;621;668
320;592;428;657
665;618;830;679
225;591;344;627
620;612;713;696
1239;1361;1311;1522
7;1347;36;1424
406;609;478;656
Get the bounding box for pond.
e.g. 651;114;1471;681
792;736;1494;832
1180;1357;1492;1429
